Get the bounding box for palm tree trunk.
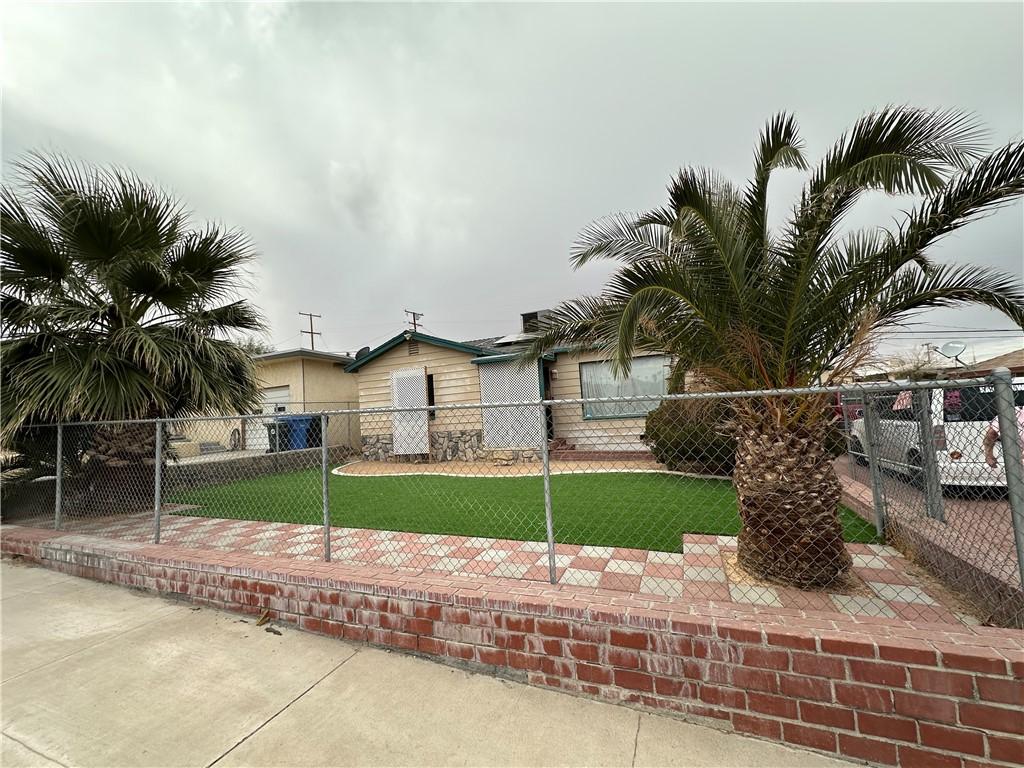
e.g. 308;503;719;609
734;419;852;588
76;423;158;514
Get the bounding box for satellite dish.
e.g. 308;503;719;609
940;341;967;360
355;346;371;360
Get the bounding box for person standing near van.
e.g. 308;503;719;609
984;406;1024;468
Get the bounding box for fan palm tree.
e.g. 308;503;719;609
527;107;1024;588
2;153;265;507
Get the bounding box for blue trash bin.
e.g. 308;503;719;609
280;414;316;450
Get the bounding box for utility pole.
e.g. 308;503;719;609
404;309;423;333
299;312;322;350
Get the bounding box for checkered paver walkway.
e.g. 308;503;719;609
47;512;974;625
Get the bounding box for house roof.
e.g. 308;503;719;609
255;348;354;366
344;331;496;372
461;336;506;355
953;348;1024;375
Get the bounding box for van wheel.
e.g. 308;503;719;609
907;450;924;488
849;438;868;466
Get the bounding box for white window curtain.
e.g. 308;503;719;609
580;356;667;419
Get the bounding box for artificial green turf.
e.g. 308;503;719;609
168;469;880;552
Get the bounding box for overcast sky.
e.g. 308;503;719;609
3;2;1022;365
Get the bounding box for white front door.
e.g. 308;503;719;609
478;361;543;449
391;367;429;455
245;386;291;451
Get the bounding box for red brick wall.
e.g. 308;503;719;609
4;527;1022;767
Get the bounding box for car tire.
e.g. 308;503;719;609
849;437;868;466
907;450;925;488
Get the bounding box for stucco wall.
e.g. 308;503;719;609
256;358;358;409
179;356;360;452
356;341;483;436
547;351;666;451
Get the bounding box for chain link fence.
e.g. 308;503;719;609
3;376;1022;627
842;376;1024;626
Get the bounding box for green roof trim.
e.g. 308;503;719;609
344;331;492;372
471;352;554;365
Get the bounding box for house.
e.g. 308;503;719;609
951;348;1024;377
344;312;669;463
174;349;360;456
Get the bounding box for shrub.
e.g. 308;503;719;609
643;399;735;476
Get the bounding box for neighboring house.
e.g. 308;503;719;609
951;348;1024;377
174;349;360;456
344;311;669;462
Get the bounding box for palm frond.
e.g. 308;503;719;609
1;151;265;433
744;112;807;256
569;212;671;268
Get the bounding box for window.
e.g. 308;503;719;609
579;356;667;419
876;393;918;421
944;386;1024;422
426;374;436;421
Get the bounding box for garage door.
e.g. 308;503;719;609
478;361;543;449
245;386;291;451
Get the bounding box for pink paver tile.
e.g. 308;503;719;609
397;541;428;554
552;543;583;555
522;565;564;581
569;556;610;572
853;567;916;585
683;582;732;602
490;539;526;551
448;546;486;559
502;550;546;565
612;547;648;562
775;588;835;612
643;562;685;579
598;572;643;592
682;534;719;544
889;602;961;624
45;510;975;626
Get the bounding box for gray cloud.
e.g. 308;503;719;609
4;1;1022;362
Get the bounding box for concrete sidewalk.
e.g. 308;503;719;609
0;561;847;767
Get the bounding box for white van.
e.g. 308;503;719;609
849;379;1024;489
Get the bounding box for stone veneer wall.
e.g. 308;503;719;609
430;430;484;462
362;430;539;464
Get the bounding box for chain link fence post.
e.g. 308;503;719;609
538;402;557;584
322;413;331;562
913;389;945;522
861;394;887;540
153;419;163;543
54;423;64;530
839;396;858;483
992;368;1024;591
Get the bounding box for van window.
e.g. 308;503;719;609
944;386;1024;422
876;393;917;421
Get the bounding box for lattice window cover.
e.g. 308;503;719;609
391;367;429;455
478;361;543;449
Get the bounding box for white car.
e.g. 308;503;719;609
848;379;1024;490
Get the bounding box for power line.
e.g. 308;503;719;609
299;312;322;350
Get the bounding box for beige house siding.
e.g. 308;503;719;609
254;358;359;449
257;358;359;409
178;356;360;453
356;341;483;436
547;350;666;451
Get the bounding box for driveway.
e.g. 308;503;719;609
836;457;1020;592
0;561;846;768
